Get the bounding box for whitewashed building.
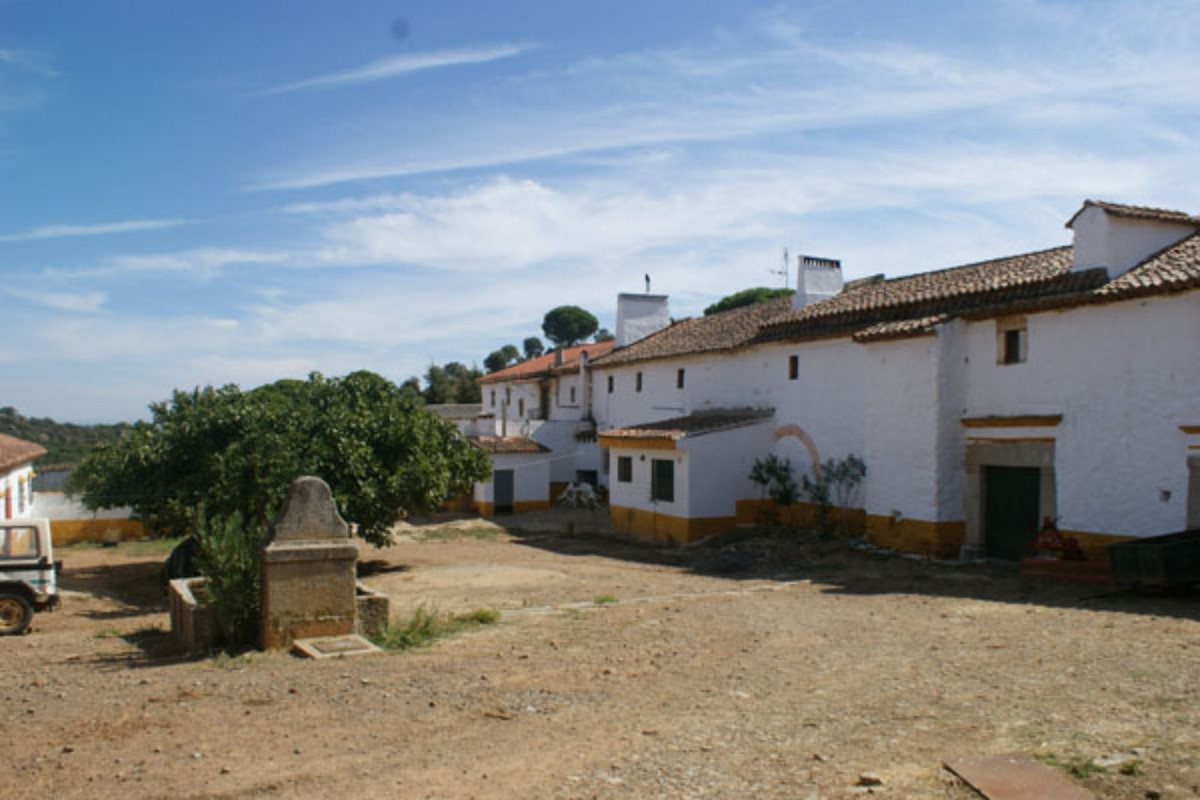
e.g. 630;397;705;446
471;340;617;515
0;433;45;521
587;200;1200;560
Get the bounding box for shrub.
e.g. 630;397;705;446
193;508;266;648
802;454;866;536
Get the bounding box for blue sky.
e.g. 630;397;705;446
4;0;1199;422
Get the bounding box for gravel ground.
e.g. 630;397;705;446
2;511;1198;799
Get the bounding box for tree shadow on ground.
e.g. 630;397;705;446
501;522;1200;623
60;560;168;617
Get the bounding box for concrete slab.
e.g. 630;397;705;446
944;753;1091;800
292;634;384;660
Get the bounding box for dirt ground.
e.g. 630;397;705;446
3;509;1199;799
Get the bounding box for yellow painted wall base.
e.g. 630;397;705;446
734;499;866;536
865;516;965;560
1057;530;1133;564
608;505;735;545
51;518;146;546
475;500;550;519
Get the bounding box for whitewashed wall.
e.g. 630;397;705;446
607;447;689;517
961;292;1200;536
684;423;775;519
473;452;551;506
861;336;943;523
1;464;36;519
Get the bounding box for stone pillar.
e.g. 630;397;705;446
260;477;359;650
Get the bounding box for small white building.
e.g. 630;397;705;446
589;200;1200;560
0;433;45;520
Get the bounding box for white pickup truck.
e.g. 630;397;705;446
0;518;60;635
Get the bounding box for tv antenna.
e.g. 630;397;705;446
770;248;790;289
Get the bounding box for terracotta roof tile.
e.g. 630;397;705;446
592;296;792;368
479;341;614;384
1097;231;1200;298
600;407;774;441
472;436;549;454
0;433;47;473
757;247;1092;342
585;208;1200;368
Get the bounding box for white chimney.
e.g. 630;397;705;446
1068;200;1198;278
793;255;843;310
615;293;670;348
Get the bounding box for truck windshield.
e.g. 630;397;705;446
1;527;40;559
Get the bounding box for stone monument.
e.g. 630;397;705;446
260;476;359;650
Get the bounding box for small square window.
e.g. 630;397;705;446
997;317;1027;365
518;398;525;416
570;386;577;403
788;355;799;380
617;456;632;483
651;459;674;502
636;372;643;392
607;375;614;394
676;368;685;389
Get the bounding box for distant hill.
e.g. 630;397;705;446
0;407;129;470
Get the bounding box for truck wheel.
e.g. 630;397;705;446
0;593;34;635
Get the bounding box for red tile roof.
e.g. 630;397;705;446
600;408;774;442
0;433;47;473
478;341;615;384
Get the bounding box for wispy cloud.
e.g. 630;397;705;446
46;247;291;280
0;218;187;243
6;287;106;312
259;43;532;95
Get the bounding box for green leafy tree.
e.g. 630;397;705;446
522;337;544;359
593;328;615;343
499;344;520;365
542;305;598;347
704;287;792;316
70;371;492;547
423;362;482;403
483;351;509;374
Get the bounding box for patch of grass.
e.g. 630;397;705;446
1037;753;1107;779
1119;760;1143;777
121;537;184;556
418;526;501;541
209;650;258;669
372;604;501;651
593;594;618;605
94;627;122;639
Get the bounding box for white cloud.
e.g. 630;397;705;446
259;44;532;95
0;218;187;243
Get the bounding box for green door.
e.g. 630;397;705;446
983;466;1040;561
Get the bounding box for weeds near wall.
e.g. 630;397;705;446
802;454;867;537
748;455;798;506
